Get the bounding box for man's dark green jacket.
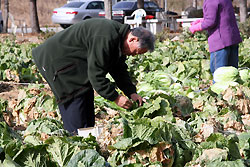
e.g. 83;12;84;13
32;18;136;104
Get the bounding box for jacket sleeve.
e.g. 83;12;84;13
201;0;219;30
87;36;119;101
109;55;137;98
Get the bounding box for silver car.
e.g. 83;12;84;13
52;0;104;29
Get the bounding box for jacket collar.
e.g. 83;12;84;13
119;24;130;57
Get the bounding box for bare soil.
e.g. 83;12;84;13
0;82;20;101
0;33;45;102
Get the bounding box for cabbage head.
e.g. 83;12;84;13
213;66;239;83
173;95;194;118
239;68;250;83
137;82;154;93
211;81;238;94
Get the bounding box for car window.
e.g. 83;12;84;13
63;2;85;8
113;2;135;9
98;2;104;9
87;2;104;9
144;2;159;10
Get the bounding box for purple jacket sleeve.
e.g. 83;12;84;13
201;0;219;30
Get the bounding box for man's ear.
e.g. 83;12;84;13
129;36;139;42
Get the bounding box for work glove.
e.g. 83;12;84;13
189;22;202;34
190;18;204;26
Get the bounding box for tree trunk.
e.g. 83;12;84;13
29;0;40;33
239;0;247;22
137;0;144;9
2;0;8;33
104;0;112;20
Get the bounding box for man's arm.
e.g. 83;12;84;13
109;55;136;97
109;55;145;106
87;36;119;101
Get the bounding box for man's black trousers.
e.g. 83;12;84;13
58;89;95;134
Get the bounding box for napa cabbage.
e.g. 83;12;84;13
239;68;250;83
213;66;239;83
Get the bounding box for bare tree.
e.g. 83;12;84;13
239;0;247;22
30;0;40;33
104;0;112;20
2;0;8;33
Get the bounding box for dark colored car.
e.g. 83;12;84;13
99;1;177;23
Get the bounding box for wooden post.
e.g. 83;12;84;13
3;0;9;33
239;0;247;23
193;0;197;9
104;0;112;20
137;0;144;9
165;0;167;13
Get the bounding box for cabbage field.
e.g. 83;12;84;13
1;31;250;167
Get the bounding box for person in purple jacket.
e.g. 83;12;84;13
189;0;242;80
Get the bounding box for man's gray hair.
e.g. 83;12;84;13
131;27;155;52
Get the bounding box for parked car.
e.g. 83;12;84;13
52;0;104;29
99;1;178;23
0;10;3;32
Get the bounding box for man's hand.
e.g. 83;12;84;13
114;95;133;109
130;93;146;106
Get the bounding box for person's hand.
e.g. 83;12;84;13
114;95;133;109
189;22;202;34
130;93;146;106
191;18;204;26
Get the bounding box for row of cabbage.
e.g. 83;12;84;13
0;37;42;83
1;33;250;166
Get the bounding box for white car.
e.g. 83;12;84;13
0;10;3;32
52;0;104;29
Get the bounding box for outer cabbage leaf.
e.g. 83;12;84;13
206;159;246;167
45;137;81;167
66;149;110;167
239;68;250;83
13;144;56;167
211;81;238;94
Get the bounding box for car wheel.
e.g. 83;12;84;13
83;17;91;20
60;24;71;29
